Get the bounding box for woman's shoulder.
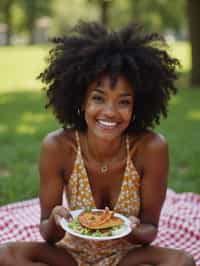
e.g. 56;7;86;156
128;130;168;165
128;130;168;176
41;128;77;155
129;130;167;150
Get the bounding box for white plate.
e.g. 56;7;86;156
60;209;132;241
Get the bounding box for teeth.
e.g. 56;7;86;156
98;120;117;127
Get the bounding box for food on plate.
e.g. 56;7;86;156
78;207;124;229
68;207;125;237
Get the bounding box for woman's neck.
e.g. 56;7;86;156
84;131;125;163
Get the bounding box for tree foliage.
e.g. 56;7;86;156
187;0;200;87
1;0;200;87
18;0;53;44
109;0;185;34
87;0;112;25
0;0;15;45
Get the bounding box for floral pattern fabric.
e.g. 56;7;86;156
58;131;141;265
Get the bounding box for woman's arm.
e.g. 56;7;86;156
39;132;72;244
126;133;169;245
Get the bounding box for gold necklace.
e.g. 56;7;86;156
85;135;124;173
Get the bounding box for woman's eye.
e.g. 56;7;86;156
92;95;104;103
119;99;131;105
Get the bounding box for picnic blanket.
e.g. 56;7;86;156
0;188;200;265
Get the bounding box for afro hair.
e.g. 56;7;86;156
38;21;180;133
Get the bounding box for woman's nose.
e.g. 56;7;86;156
103;102;117;117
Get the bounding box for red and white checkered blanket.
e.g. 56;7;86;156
0;189;200;265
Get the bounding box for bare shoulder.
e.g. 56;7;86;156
129;130;168;155
129;131;168;175
41;128;76;153
142;131;168;152
140;131;169;174
135;132;169;227
40;128;77;172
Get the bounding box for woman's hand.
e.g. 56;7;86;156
125;217;158;245
51;205;73;227
129;216;140;230
40;206;73;243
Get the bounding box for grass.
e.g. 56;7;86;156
169;41;191;73
0;45;47;92
157;90;200;193
0;43;199;205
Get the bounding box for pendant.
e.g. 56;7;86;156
100;164;108;173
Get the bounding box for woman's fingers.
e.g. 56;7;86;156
129;216;140;229
58;206;73;221
52;206;73;226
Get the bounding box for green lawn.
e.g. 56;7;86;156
169;41;191;73
0;43;199;205
0;45;47;92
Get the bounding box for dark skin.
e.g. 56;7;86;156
39;75;168;246
39;127;167;245
0;75;195;266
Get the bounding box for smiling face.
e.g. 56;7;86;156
82;75;134;141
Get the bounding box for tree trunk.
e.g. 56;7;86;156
187;0;200;87
132;1;141;22
27;14;36;45
29;22;35;45
5;0;13;45
99;0;110;26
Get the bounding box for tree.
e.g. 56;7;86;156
128;0;185;33
99;0;111;26
0;0;14;45
19;0;52;44
88;0;112;26
128;0;200;87
107;0;185;33
187;0;200;87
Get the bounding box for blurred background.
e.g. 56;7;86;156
0;0;200;205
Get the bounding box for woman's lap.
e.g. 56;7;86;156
0;241;77;266
119;245;196;266
0;241;196;266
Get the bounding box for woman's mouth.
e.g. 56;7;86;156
96;120;119;129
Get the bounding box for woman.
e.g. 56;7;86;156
0;21;196;266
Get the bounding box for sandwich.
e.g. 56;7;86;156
78;207;124;229
68;207;124;237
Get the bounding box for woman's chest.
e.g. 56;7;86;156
84;162;126;210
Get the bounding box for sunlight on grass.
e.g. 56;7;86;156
0;125;8;133
15;113;51;135
170;95;181;105
0;95;11;104
187;110;200;120
16;124;37;134
169;41;191;72
0;169;11;177
22;112;50;123
0;46;47;92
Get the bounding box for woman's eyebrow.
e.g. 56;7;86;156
92;86;133;97
119;91;132;97
93;87;104;94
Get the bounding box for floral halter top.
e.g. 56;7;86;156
58;131;141;266
66;131;141;217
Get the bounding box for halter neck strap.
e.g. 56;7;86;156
126;135;131;158
76;130;130;160
75;130;81;153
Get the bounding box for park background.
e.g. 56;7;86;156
0;0;200;206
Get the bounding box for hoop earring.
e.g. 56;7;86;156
77;108;81;116
132;114;136;122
